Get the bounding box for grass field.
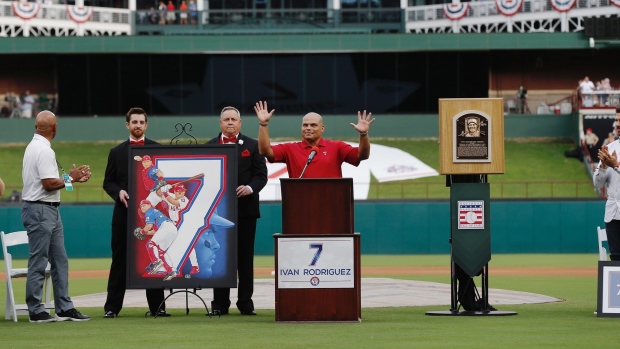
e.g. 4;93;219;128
0;138;594;201
0;254;616;348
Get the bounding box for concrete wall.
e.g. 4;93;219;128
0;199;604;259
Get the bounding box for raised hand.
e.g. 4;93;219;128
254;101;275;124
350;110;375;134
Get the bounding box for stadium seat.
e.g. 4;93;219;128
1;230;53;322
597;226;609;261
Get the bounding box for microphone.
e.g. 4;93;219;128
299;146;320;178
307;146;319;164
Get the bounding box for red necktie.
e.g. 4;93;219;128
223;135;237;144
130;139;145;146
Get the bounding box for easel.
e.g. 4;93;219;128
148;288;212;318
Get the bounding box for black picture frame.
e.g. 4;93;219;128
597;260;620;317
126;144;238;289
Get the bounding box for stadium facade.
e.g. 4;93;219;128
0;0;617;117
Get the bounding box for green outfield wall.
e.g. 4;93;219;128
0;33;589;54
0;199;603;259
0;113;578;143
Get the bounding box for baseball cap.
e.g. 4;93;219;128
142;155;151;161
173;184;186;193
140;200;151;206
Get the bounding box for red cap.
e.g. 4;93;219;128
586;128;593;133
142;155;151;161
173;184;186;193
140;200;151;206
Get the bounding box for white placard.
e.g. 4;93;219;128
277;237;354;289
601;266;620;314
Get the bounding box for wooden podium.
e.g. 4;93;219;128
274;178;361;322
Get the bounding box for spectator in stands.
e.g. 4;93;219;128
580;76;595;106
188;0;197;24
584;128;600;161
148;7;159;24
179;0;188;24
601;78;612;106
21;90;35;119
516;86;527;114
158;1;167;25
166;0;176;25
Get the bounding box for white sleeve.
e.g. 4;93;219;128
37;148;59;180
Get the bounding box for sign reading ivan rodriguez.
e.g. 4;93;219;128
453;110;492;163
278;237;354;289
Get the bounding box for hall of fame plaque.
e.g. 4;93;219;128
453;110;492;163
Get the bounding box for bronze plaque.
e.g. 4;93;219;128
452;111;492;163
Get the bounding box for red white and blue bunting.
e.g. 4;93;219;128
66;5;93;24
550;0;576;12
442;3;469;21
12;1;40;20
611;0;620;8
495;0;523;16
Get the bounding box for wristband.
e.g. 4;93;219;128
259;123;269;127
359;132;368;136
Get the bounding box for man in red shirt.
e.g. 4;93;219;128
254;101;375;178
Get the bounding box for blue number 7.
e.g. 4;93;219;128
309;243;323;266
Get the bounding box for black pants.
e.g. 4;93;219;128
605;220;620;261
212;218;257;312
104;224;165;314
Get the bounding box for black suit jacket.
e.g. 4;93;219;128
206;133;267;218
103;138;159;225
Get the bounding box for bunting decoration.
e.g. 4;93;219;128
442;3;469;21
66;5;93;23
550;0;576;12
495;0;524;16
12;1;40;20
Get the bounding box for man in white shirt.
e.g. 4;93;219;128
21;110;92;322
594;106;620;261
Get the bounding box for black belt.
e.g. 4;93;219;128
25;200;60;207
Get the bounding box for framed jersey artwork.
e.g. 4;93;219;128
127;144;238;289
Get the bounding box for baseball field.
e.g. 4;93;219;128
0;254;614;348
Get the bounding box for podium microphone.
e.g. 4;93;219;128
299;146;320;178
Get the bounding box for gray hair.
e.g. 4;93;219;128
220;106;240;119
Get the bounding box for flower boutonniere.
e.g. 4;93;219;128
238;139;244;145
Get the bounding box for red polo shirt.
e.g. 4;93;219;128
271;138;360;178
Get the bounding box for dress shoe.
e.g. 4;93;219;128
239;309;257;316
209;309;229;316
103;310;118;318
150;309;171;317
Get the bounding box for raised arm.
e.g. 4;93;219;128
350;110;375;161
255;101;276;162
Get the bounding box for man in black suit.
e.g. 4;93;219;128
206;106;267;315
102;107;168;318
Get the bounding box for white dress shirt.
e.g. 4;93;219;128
593;139;620;222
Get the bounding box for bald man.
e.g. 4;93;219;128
21;111;92;323
255;101;375;178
